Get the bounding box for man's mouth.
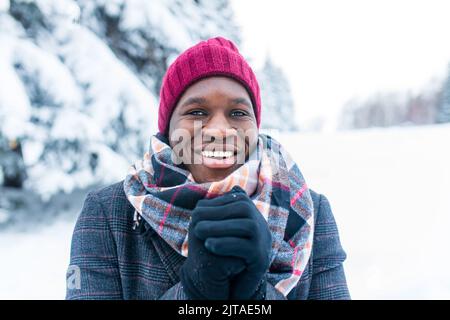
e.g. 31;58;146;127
201;150;236;159
193;146;241;169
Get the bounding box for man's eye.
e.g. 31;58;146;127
188;110;207;116
231;110;247;117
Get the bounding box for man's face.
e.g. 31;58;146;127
168;76;259;183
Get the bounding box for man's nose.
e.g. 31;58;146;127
202;115;237;144
202;113;236;139
206;112;231;130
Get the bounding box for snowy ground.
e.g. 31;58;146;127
1;124;449;299
0;220;74;299
278;123;450;299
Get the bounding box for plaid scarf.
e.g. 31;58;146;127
123;132;314;297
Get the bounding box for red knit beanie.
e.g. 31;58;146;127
158;36;261;135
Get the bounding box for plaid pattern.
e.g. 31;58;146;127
123;133;314;297
65;181;350;300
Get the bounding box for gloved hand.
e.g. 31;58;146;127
179;193;248;300
194;185;272;300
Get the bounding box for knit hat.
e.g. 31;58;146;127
157;36;261;135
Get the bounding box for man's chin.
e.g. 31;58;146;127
199;163;242;182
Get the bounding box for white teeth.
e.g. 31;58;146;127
201;150;234;158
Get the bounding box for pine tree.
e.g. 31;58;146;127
0;0;242;199
257;56;298;131
436;63;450;123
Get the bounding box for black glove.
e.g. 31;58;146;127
179;193;248;300
194;185;272;300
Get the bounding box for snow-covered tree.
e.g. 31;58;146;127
257;56;298;131
436;63;450;123
0;0;241;200
74;0;241;93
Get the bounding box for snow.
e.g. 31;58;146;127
118;0;234;53
1;124;449;299
55;24;156;131
278;124;450;299
120;0;191;50
1;0;244;203
33;0;80;23
0;209;8;224
0;37;32;139
0;220;74;299
14;39;83;109
0;2;158;200
21;139;44;166
24;142;130;201
0;0;9;12
50;109;102;141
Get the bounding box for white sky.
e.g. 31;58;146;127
231;0;450;128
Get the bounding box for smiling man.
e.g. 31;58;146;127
65;37;350;300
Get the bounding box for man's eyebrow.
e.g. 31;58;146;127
230;97;252;108
181;97;207;108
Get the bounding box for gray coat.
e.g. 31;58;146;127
65;180;350;300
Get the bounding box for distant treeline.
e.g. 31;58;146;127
339;64;450;129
